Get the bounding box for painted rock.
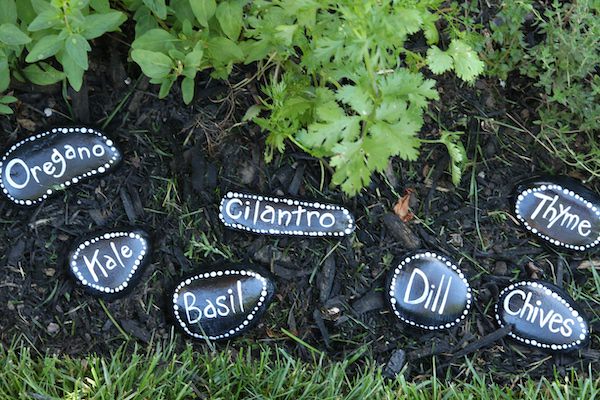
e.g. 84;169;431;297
171;266;275;340
219;192;355;237
68;230;150;298
386;252;471;330
0;127;121;205
512;176;600;251
495;281;589;351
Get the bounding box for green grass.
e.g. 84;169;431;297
0;335;598;399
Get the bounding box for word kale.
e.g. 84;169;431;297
219;192;355;237
171;265;275;340
68;230;150;299
513;176;600;251
0;127;121;205
386;252;472;330
496;281;589;351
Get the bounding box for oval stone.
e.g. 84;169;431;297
386;252;471;330
0;127;121;205
512;176;600;251
171;266;275;340
68;230;150;298
495;281;589;351
219;192;355;237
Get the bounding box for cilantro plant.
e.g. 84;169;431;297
248;0;483;195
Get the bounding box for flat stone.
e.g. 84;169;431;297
0;127;121;205
512;176;600;251
219;192;355;237
386;252;472;330
171;266;275;340
495;280;589;352
68;230;150;299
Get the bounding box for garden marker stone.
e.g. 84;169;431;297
495;281;589;351
68;230;150;299
386;252;471;330
512;176;600;251
0;127;121;205
219;192;355;237
171;266;275;340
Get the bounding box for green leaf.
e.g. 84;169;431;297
30;0;53;14
82;11;126;40
25;34;63;62
447;39;484;83
181;76;195;104
65;34;91;70
335;84;373;116
207;36;244;62
28;10;61;31
89;0;110;12
0;95;17;104
242;104;262;122
22;62;65;85
426;46;453;75
56;49;84;91
183;48;203;77
0;23;31;46
421;10;439;45
132;28;177;53
329;139;370;196
216;0;244;40
190;0;216;27
143;0;167;19
158;77;175;98
0;0;17;25
131;49;173;79
0;103;14;115
0;57;9;92
440;131;467;186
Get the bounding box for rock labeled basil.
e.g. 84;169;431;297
0;127;121;205
69;230;150;299
512;176;600;251
386;252;472;330
172;266;275;340
495;281;589;351
219;192;355;237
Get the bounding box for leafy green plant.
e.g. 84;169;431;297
0;94;18;115
127;0;247;103
248;0;483;195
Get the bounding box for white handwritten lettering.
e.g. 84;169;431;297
402;268;453;314
183;280;245;323
529;193;592;237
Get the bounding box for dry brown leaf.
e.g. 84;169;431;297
17;118;36;131
393;188;415;222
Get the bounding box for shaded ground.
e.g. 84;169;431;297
0;34;598;385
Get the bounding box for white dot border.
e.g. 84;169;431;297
495;281;589;350
0;127;121;206
172;269;269;340
515;184;600;251
388;252;472;330
70;231;148;295
218;192;355;237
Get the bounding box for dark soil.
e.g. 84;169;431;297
0;35;598;385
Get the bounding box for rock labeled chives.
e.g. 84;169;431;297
386;252;471;330
219;192;355;237
171;266;275;340
0;127;121;205
495;281;589;351
69;230;150;299
512;176;600;251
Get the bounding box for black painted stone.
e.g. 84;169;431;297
219;192;355;237
68;230;150;299
512;176;600;251
495;281;589;351
386;252;471;330
171;266;275;340
0;127;121;205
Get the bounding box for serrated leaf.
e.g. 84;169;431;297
143;0;167;19
426;46;453;75
335;84;373;116
22;62;65;85
0;23;30;45
421;11;438;44
131;49;173;79
190;0;216;27
440;131;467;186
216;0;244;40
65;34;90;70
243;104;262;122
25;34;63;62
447;39;484;83
329;139;370;196
82;11;126;39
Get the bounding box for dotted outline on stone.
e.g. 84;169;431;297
495;281;588;350
172;269;269;340
388;252;472;330
0;127;120;206
218;192;355;237
515;184;600;251
70;232;147;294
